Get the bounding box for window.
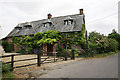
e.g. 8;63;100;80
43;20;52;27
44;22;51;27
64;17;73;26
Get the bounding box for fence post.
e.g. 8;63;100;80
37;51;41;66
72;49;75;60
11;54;14;71
65;52;67;61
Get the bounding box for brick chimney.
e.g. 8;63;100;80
79;9;83;15
48;13;52;19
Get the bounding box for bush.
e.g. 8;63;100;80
2;40;14;52
28;47;33;54
56;44;66;57
16;48;27;54
74;48;81;57
108;32;120;50
108;38;118;52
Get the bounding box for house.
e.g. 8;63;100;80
4;9;86;53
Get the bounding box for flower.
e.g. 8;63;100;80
62;46;64;48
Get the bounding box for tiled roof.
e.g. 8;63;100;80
6;14;84;37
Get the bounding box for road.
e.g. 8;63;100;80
30;53;119;78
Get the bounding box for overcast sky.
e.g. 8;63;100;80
0;0;119;39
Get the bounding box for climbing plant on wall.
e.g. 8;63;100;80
37;30;62;46
61;24;86;49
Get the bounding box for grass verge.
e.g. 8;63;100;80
93;50;120;58
2;62;15;80
79;50;120;58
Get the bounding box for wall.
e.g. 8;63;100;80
43;44;47;55
7;38;11;43
14;43;19;52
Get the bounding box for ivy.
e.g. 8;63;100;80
11;28;87;53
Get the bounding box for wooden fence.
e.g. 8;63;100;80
0;49;75;71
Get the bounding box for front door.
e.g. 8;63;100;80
47;44;53;52
47;44;53;56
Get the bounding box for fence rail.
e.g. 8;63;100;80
1;50;75;71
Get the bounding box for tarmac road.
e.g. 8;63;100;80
38;53;119;78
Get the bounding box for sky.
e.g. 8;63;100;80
0;0;119;39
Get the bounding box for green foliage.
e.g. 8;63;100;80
12;37;20;45
73;24;87;49
14;30;62;54
89;31;103;43
37;30;61;46
56;44;66;57
60;33;73;49
108;38;118;52
88;31;119;54
2;40;14;52
2;63;14;78
20;36;31;45
108;29;120;50
2;63;10;73
34;32;42;40
74;48;81;57
89;43;97;51
2;71;15;79
60;24;86;49
16;48;27;54
2;40;8;52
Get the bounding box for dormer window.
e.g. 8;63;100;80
24;22;32;29
15;24;22;32
64;16;73;26
43;19;52;28
15;26;22;30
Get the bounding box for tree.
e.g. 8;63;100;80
108;29;120;50
112;29;117;34
108;38;118;52
89;31;103;43
88;31;118;53
2;40;14;52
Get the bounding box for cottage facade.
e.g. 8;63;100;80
4;9;86;53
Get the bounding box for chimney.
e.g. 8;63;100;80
47;13;52;19
79;9;83;15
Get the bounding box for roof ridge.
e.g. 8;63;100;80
20;14;80;24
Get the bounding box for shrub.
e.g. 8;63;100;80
56;44;66;57
108;38;118;52
2;40;8;52
16;48;27;54
74;48;81;57
28;47;33;54
108;31;120;50
2;40;14;52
